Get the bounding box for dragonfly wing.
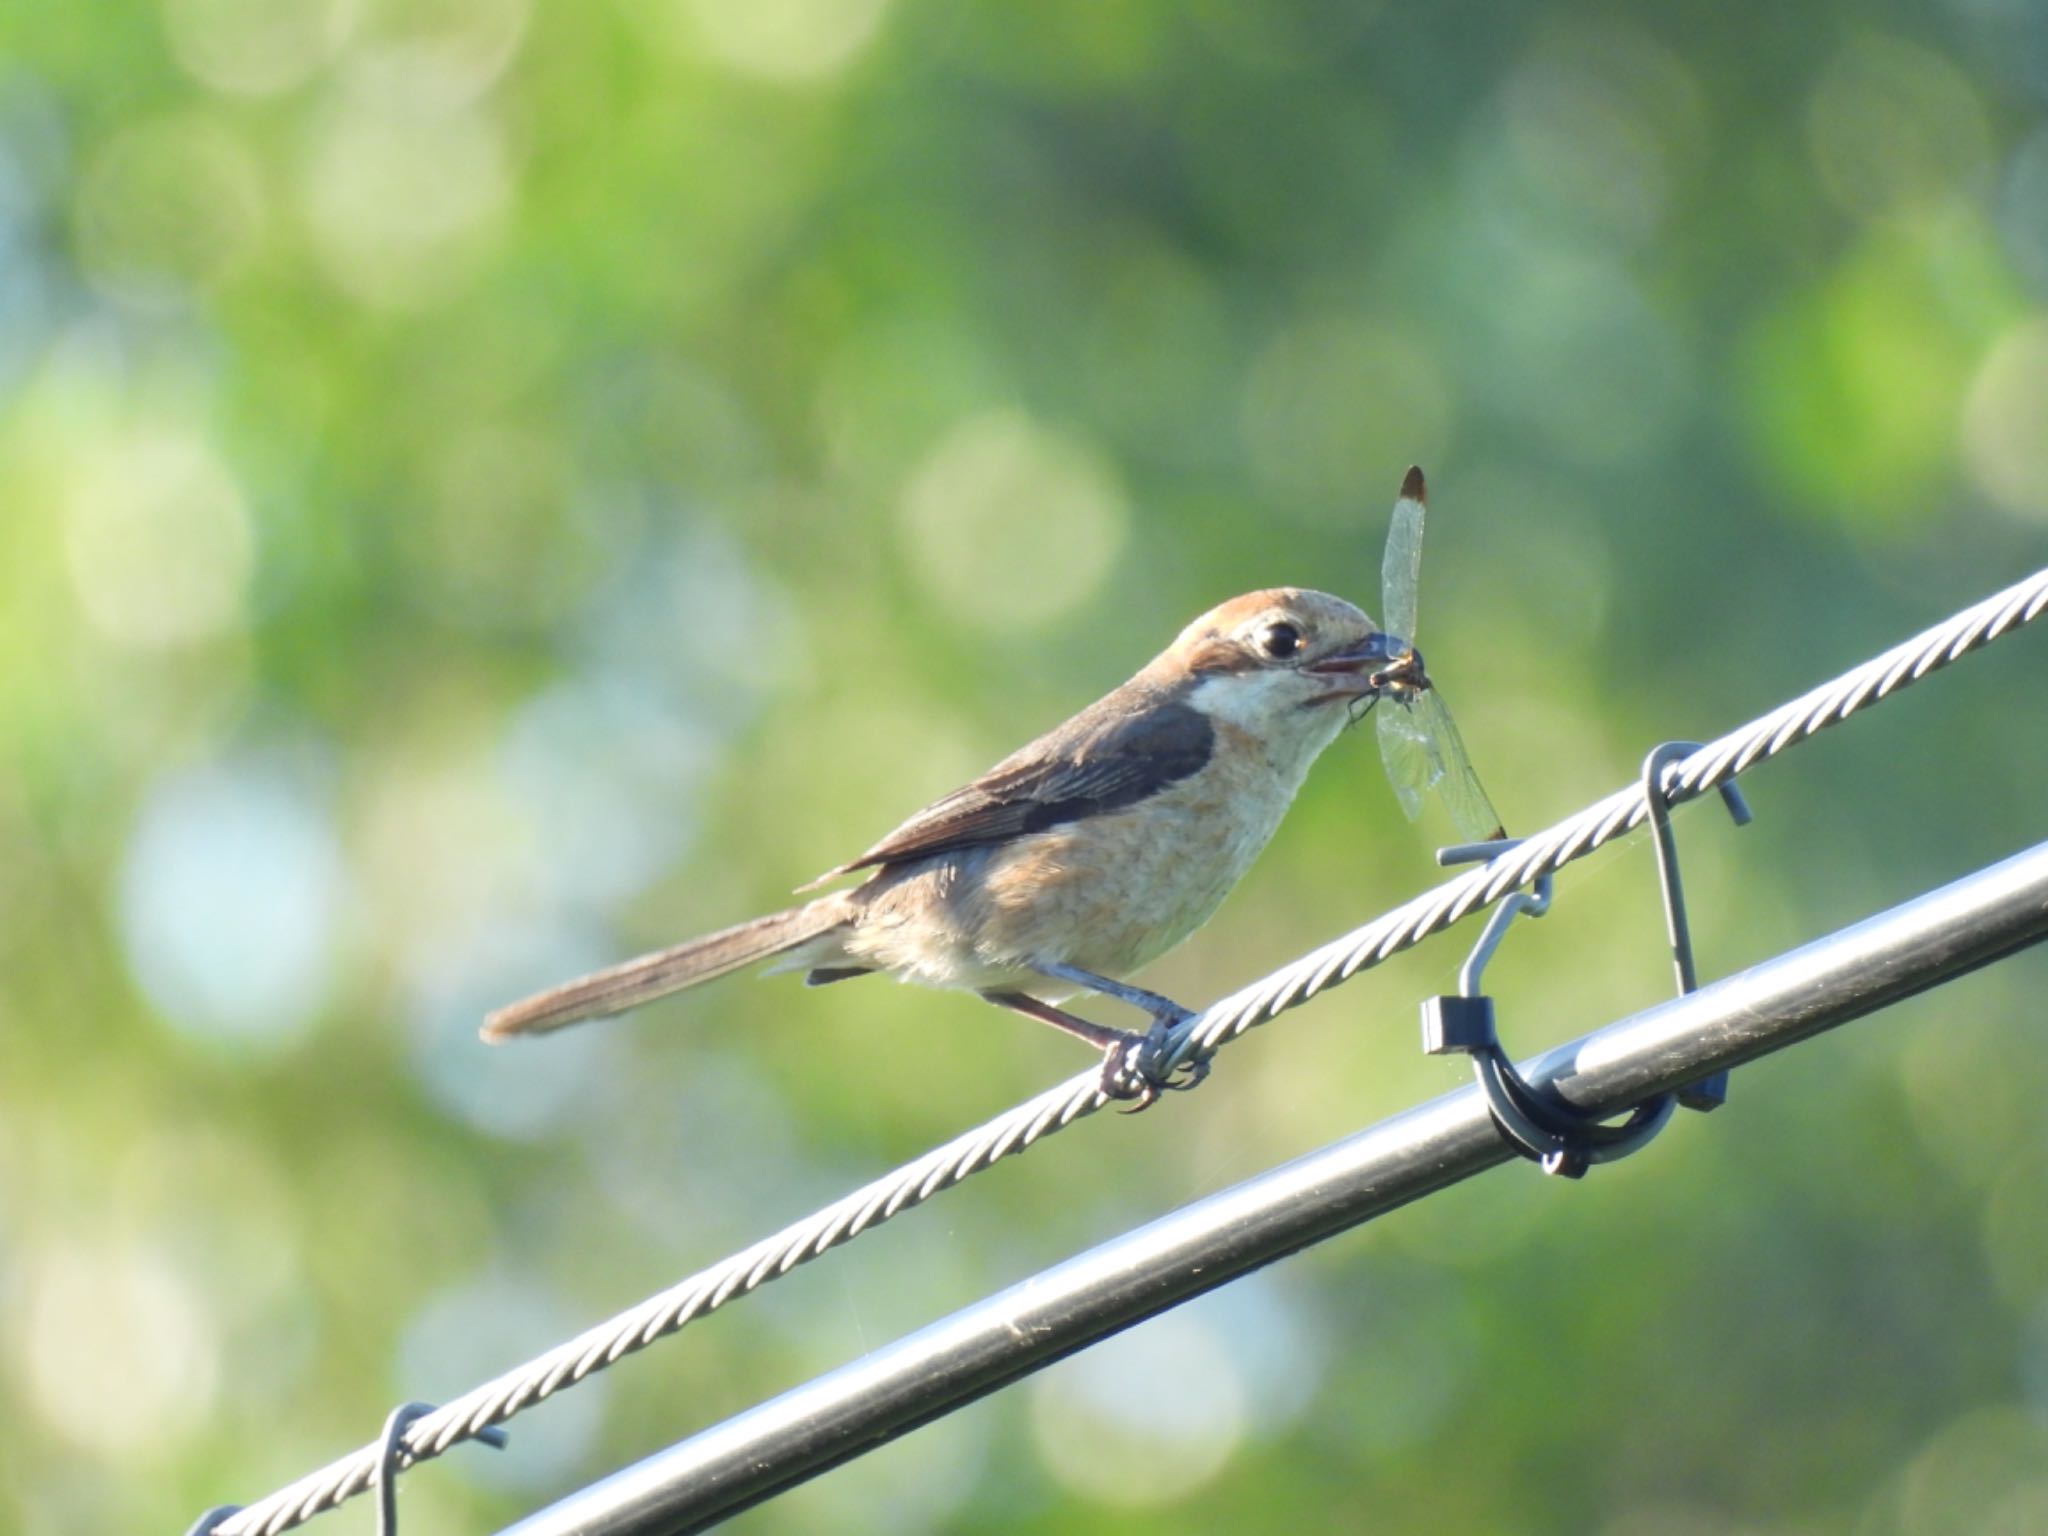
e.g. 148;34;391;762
1376;698;1439;823
1376;691;1505;841
1417;689;1507;843
1381;486;1425;644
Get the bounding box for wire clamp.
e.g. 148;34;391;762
1420;847;1670;1177
375;1400;510;1536
1420;746;1752;1177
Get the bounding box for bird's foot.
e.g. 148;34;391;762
1000;967;1209;1107
1097;1017;1209;1111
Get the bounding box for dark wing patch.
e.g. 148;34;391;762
799;689;1214;888
804;966;872;986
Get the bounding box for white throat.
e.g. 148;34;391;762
1185;671;1353;777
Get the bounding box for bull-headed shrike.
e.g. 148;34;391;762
485;588;1428;1100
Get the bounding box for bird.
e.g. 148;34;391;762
482;588;1419;1101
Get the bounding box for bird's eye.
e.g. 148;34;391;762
1257;621;1302;660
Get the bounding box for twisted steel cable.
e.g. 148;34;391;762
211;564;2048;1536
1174;563;2048;1060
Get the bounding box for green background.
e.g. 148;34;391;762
3;1;2047;1531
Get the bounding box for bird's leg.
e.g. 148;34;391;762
979;989;1206;1108
1027;962;1210;1101
979;989;1141;1052
1027;961;1193;1030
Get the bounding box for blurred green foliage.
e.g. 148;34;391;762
2;1;2047;1532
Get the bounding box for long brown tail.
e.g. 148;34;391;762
481;899;850;1040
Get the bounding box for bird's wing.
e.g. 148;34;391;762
798;688;1214;889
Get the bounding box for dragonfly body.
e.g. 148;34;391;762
1371;468;1507;844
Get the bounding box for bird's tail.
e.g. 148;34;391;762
481;899;851;1041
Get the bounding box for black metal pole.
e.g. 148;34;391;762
497;840;2048;1536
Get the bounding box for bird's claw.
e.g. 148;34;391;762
1097;1018;1209;1111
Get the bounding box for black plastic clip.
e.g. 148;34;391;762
1422;845;1673;1177
1421;747;1752;1177
377;1401;510;1536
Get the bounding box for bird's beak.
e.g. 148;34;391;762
1305;632;1427;697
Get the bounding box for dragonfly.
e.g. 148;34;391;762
1369;466;1507;844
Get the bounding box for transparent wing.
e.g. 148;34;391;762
1415;689;1507;842
1377;688;1506;843
1381;486;1424;645
1376;694;1433;823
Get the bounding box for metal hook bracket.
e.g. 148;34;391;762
376;1400;510;1536
1418;747;1752;1177
1639;741;1752;1109
187;1399;510;1536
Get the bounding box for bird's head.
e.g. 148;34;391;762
1148;587;1422;754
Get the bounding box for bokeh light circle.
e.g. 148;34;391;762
118;756;345;1048
13;1237;220;1459
899;411;1129;633
1807;35;1991;222
681;0;892;82
301;89;509;308
74;114;265;307
1029;1304;1247;1507
63;427;255;649
1962;313;2048;521
163;0;356;98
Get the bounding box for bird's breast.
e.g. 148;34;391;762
972;720;1314;977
